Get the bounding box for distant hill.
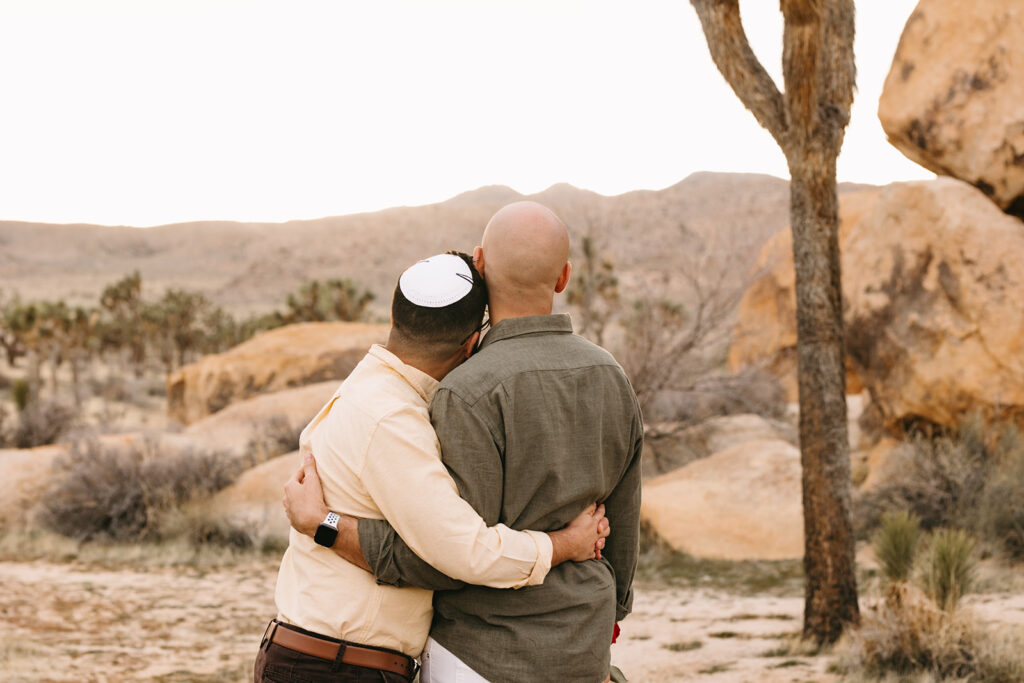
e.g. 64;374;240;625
0;173;874;315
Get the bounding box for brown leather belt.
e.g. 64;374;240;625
269;622;415;679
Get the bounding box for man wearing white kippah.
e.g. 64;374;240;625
285;204;643;683
256;252;610;682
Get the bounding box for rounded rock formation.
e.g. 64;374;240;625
167;321;387;425
641;438;804;561
732;178;1024;432
879;0;1024;216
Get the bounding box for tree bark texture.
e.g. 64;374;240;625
690;0;859;643
789;149;859;644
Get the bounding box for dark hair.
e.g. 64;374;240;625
391;251;488;357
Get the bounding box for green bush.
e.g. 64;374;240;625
921;529;976;612
874;510;922;583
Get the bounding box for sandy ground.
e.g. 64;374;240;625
0;560;825;683
2;560;1023;682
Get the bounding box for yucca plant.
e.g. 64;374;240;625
921;528;976;611
874;510;923;583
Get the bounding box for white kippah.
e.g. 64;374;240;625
398;253;474;308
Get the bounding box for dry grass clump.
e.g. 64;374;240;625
836;500;1024;681
834;583;1024;682
38;438;239;543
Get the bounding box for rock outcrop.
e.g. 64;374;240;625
879;0;1024;216
0;445;64;527
641;438;803;560
642;414;796;480
843;179;1024;429
208;450;302;542
167;322;387;425
732;178;1024;432
183;381;338;457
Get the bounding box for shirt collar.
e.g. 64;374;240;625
367;344;439;404
478;314;574;351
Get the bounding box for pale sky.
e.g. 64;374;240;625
0;0;929;227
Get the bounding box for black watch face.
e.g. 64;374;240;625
314;523;339;547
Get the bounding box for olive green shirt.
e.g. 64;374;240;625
358;314;643;682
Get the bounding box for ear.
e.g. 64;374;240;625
472;246;485;277
554;261;572;293
462;331;480;358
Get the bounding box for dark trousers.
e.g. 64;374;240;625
254;621;413;683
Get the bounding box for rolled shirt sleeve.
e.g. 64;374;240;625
356;406;552;589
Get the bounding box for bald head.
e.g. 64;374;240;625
477;202;570;314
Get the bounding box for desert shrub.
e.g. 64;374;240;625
244;413;302;467
856;416;1024;563
874;511;922;584
39;439;239;542
8;398;78;448
855;417;999;536
920;529;976;612
976;438;1024;560
836;582;1024;682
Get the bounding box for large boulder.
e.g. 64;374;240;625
641;413;796;479
167;322;387;425
879;0;1024;216
0;445;64;528
641;438;803;560
183;380;338;457
843;179;1024;429
207;450;302;542
729;189;880;400
732;178;1024;431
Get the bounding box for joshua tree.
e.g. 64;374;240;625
690;0;859;643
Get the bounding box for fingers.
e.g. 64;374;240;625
303;452;319;479
592;503;605;519
583;502;597;516
598;518;610;537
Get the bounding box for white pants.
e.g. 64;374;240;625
420;636;491;683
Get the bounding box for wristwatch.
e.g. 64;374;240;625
314;511;340;547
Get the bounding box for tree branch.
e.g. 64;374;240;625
690;0;788;146
781;0;823;145
820;0;856;141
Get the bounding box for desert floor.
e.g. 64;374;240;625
2;559;1023;683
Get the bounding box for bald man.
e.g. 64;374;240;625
286;202;642;682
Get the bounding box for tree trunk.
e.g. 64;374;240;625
689;0;859;643
788;148;859;643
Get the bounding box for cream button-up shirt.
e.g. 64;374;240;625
274;345;553;658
